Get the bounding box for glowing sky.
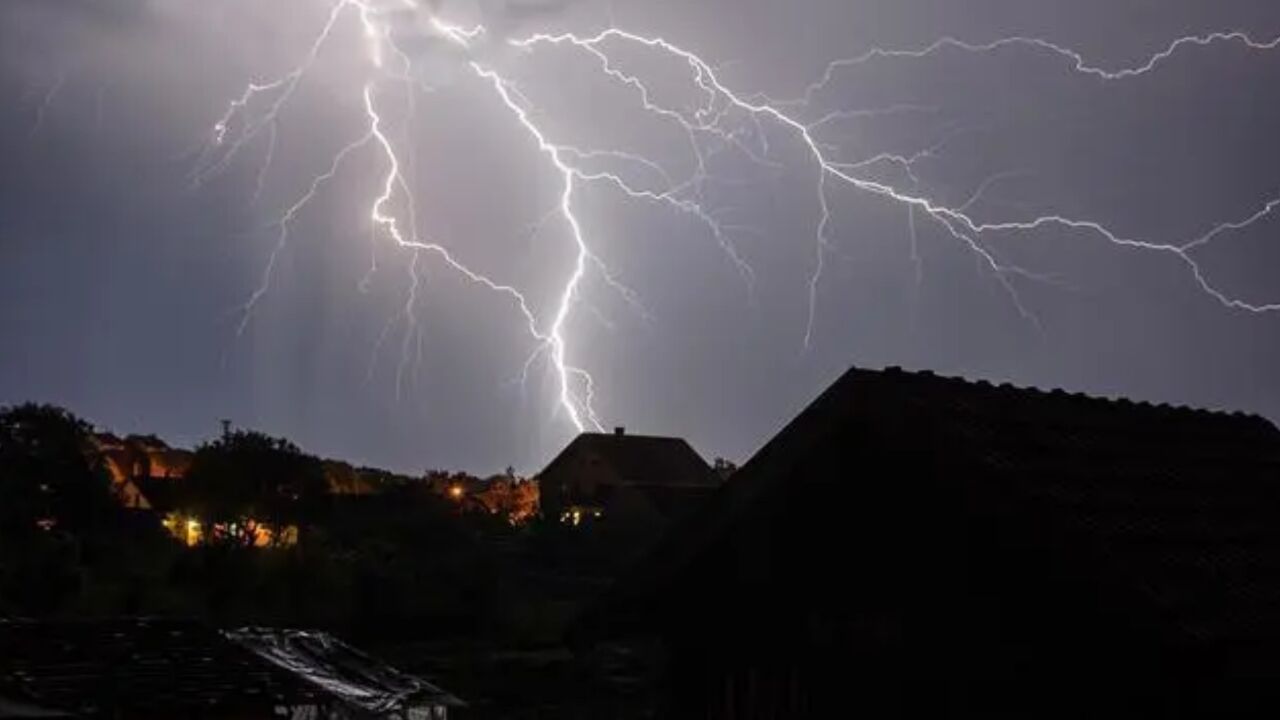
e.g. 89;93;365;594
2;0;1279;474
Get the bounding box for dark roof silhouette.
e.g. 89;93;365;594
0;696;68;718
129;475;179;511
0;619;460;717
579;366;1280;657
226;628;463;712
539;432;719;489
0;619;319;716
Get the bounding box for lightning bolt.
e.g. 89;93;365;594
511;27;1280;335
29;71;67;138
204;3;1280;436
785;30;1280;108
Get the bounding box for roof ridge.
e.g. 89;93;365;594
879;365;1275;428
577;432;691;441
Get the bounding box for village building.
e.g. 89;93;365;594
91;433;356;547
538;428;722;539
93;433;193;511
0;619;463;719
576;366;1280;718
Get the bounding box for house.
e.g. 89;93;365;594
575;366;1280;718
92;432;307;548
538;428;722;538
93;433;193;511
0;618;463;719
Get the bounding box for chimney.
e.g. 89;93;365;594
614;426;626;436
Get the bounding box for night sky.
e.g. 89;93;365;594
2;0;1279;475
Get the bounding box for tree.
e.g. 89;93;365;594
713;457;738;481
0;404;124;614
0;403;116;539
179;430;325;547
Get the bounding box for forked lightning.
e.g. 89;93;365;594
198;0;1280;432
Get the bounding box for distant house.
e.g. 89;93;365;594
93;433;193;511
93;432;311;548
576;366;1280;718
538;428;722;537
0;619;463;719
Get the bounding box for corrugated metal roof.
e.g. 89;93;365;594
0;696;70;718
226;628;464;712
0;619;461;717
0;618;318;716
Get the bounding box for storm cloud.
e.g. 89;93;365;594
2;0;1279;474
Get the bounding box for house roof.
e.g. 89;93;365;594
226;628;464;712
0;697;69;718
0;618;320;716
577;366;1280;652
130;475;180;512
0;619;460;716
539;432;719;489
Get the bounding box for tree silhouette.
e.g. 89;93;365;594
180;430;325;547
0;403;123;613
712;457;738;481
0;403;115;539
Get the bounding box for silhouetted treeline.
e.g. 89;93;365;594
0;403;571;647
0;402;670;717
